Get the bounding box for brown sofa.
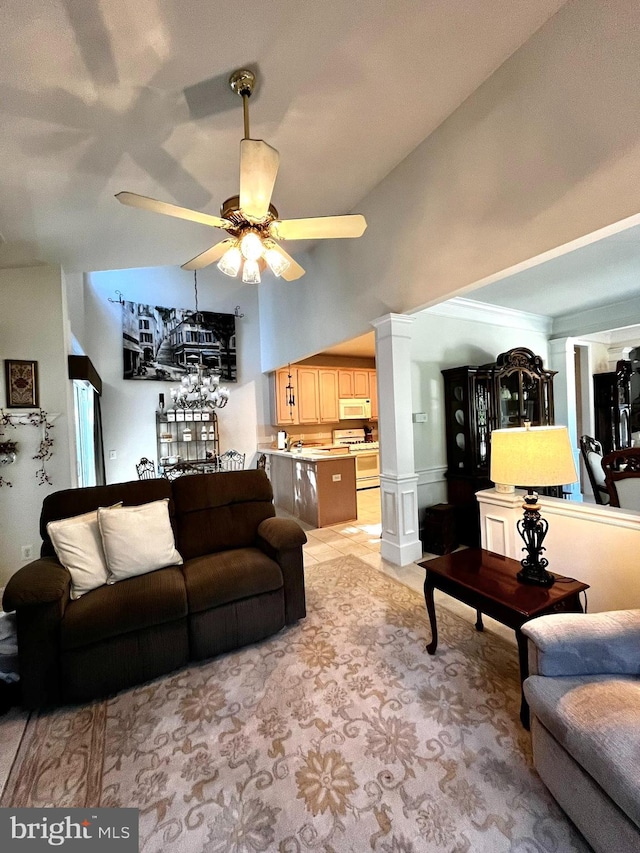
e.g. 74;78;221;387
2;470;307;708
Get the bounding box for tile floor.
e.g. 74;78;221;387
285;487;516;646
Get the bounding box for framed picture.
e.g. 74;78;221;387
4;359;39;408
121;300;237;382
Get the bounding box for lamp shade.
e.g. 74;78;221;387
490;424;577;487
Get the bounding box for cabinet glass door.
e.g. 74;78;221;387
497;371;543;427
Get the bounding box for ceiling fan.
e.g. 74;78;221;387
116;69;367;282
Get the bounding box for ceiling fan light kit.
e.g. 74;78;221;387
116;69;367;282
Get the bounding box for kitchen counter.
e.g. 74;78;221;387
262;447;350;462
262;449;357;527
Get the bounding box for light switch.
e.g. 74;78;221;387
109;450;117;460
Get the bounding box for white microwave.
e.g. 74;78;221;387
339;398;372;420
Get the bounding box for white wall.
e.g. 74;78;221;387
410;300;551;512
84;266;266;485
259;0;640;371
0;266;73;585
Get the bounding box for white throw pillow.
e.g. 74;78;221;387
98;498;183;583
47;504;122;600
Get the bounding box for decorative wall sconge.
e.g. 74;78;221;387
0;440;17;465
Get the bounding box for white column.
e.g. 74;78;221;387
371;313;422;565
548;337;581;500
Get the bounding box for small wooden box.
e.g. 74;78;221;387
422;503;458;556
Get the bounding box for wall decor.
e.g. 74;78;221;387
4;359;39;408
121;300;237;383
0;408;54;487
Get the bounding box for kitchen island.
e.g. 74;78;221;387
263;449;357;527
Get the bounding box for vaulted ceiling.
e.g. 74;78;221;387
0;0;566;274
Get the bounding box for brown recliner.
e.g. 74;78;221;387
3;470;306;708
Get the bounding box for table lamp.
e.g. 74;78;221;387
490;423;578;587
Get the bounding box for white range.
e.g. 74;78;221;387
333;428;380;490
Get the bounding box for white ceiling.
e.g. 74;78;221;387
0;0;566;274
468;223;640;321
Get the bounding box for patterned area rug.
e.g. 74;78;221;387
1;555;589;853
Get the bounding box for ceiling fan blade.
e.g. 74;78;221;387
239;139;280;221
181;239;236;270
270;214;367;241
116;192;232;229
271;244;305;281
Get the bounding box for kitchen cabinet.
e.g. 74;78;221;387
338;370;354;398
318;369;340;422
297;367;320;424
267;451;357;526
338;369;369;398
272;365;377;426
368;369;378;419
353;369;369;397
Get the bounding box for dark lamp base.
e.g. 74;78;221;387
516;489;556;588
517;567;556;587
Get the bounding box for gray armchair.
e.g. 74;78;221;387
522;611;640;853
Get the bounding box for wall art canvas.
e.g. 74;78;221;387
122;301;237;382
4;359;39;408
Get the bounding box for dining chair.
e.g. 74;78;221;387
579;435;609;505
136;457;156;480
162;461;201;480
217;450;246;471
601;448;640;510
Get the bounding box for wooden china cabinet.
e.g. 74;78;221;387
593;360;632;455
441;347;557;546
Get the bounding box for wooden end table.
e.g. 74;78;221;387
418;548;589;728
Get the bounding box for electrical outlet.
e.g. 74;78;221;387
21;545;33;560
109;450;117;460
332;474;342;482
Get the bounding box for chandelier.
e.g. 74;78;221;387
168;271;231;409
170;367;229;409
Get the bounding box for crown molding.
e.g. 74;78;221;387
422;297;551;334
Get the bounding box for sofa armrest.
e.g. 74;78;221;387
3;557;71;709
257;517;307;551
256;517;307;625
522;610;640;677
3;557;71;612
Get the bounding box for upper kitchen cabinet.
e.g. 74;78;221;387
318;369;340;423
368;369;378;419
338;368;370;398
297;367;321;424
271;363;377;426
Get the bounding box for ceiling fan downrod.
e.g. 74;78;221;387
229;68;255;140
